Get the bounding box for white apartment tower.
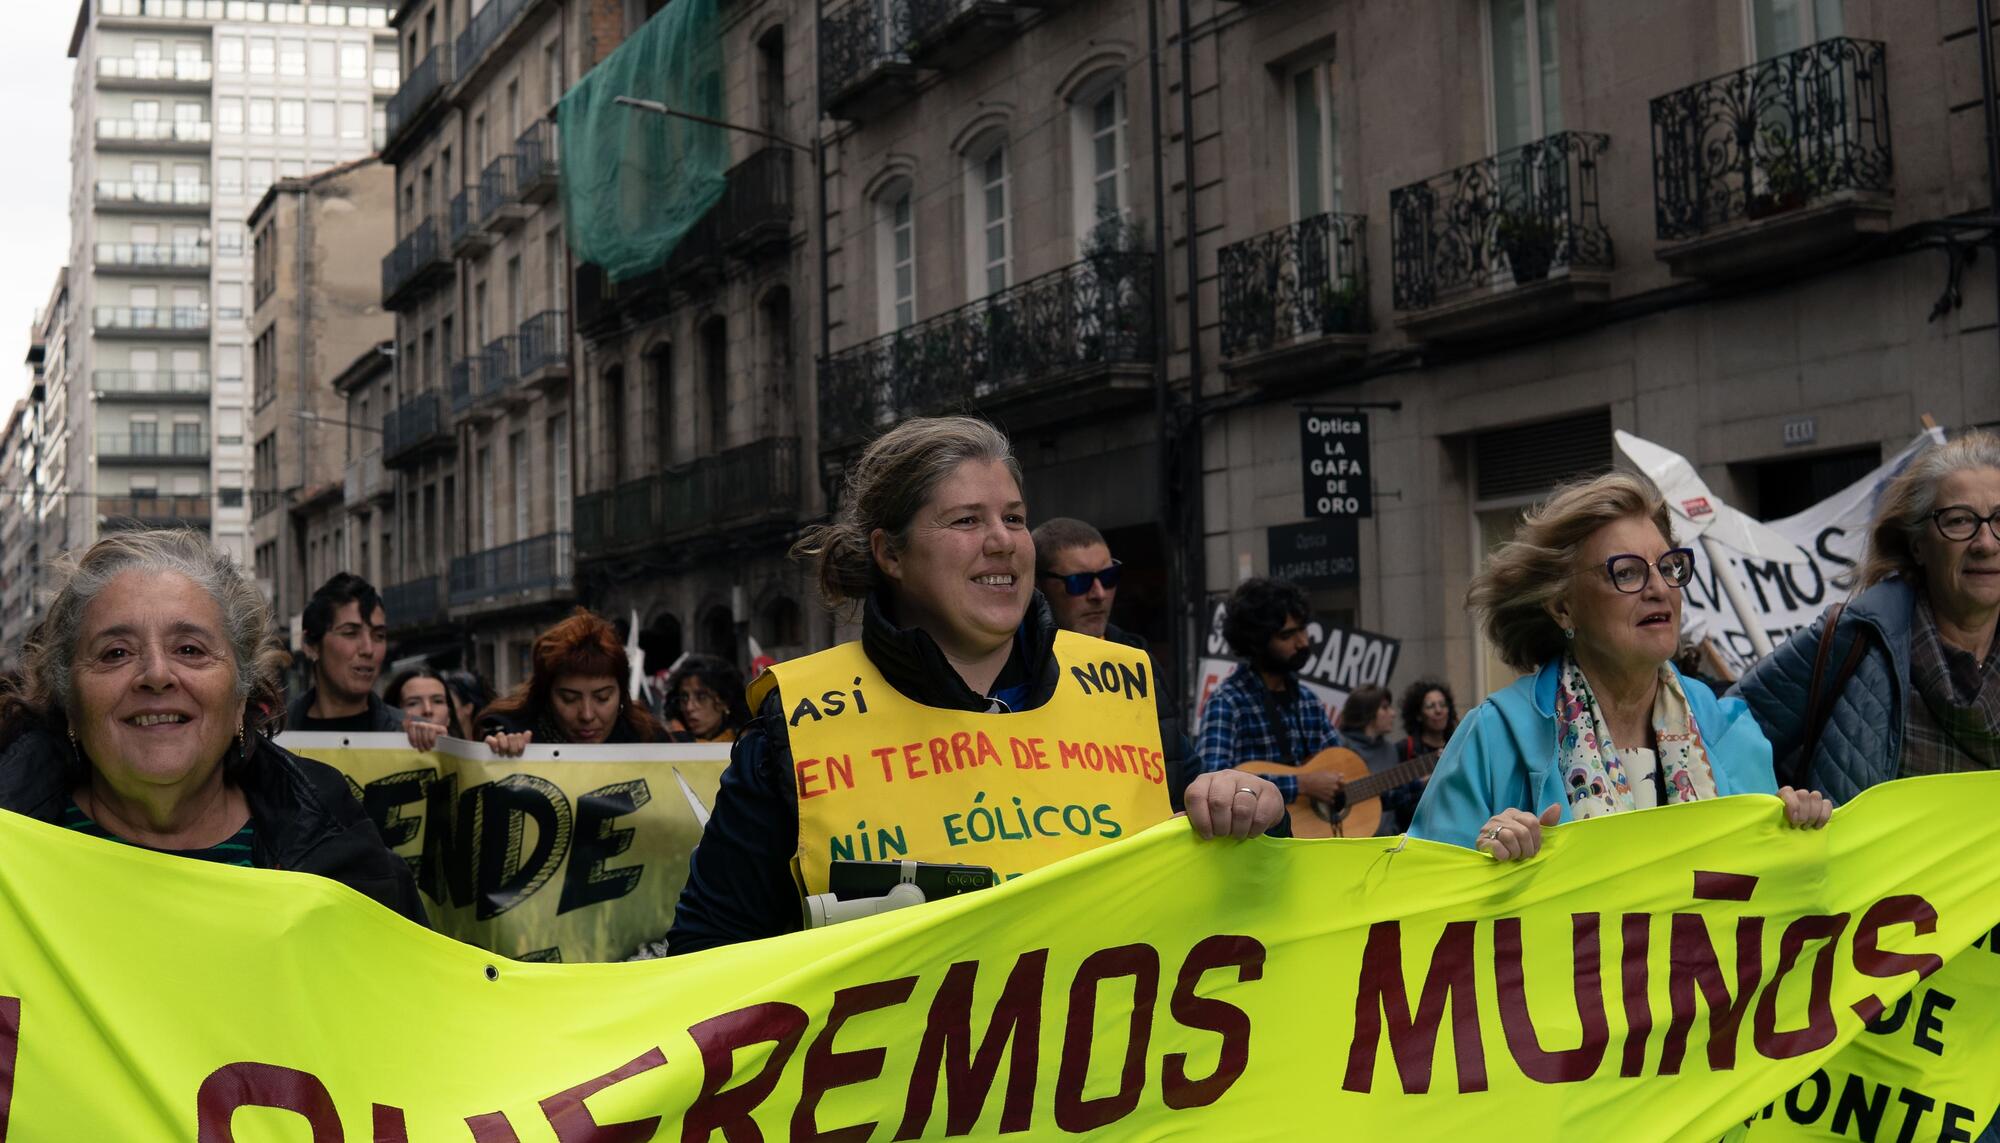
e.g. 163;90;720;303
63;0;398;564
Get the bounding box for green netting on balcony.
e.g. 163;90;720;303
556;0;726;282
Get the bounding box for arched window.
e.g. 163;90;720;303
875;178;915;333
645;342;674;471
700;316;728;453
760;595;803;651
963;133;1010;299
640;612;682;676
758;287;793;429
1070;74;1130;253
700;606;736;663
757;27;786;136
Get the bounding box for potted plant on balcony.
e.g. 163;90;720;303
1494;208;1559;284
1747;123;1831;220
1317;279;1364;335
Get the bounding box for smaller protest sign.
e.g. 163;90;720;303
1193;599;1400;726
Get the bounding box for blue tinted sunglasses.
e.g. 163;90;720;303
1043;561;1123;596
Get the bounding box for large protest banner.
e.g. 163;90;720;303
1684;430;1942;673
1;774;1997;1139
279;733;732;963
1192;598;1400;728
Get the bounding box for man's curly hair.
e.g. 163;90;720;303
1221;577;1312;660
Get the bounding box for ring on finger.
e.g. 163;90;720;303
1235;786;1258;796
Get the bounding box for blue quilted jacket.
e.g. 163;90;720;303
1731;578;1913;805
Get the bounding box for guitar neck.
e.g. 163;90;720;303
1346;750;1441;802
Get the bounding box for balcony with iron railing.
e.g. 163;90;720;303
449;532;574;612
479;155;531;232
456;0;545;86
99;495;210;532
516;309;568;390
93;305;211;336
344;448;389;509
1388;131;1614;342
92;370;211;399
96;56;212;85
514;120;559;204
383;575;449;631
818;253;1155;451
95;118;212;147
721;147;794;259
820;0;921;122
577;437;801;561
1219;212;1369;380
381;219;452;310
95;242;210;274
96;433;209;462
449;187;491;257
94;180;211;210
383;46;451;156
1651;37;1892;280
382;390;453;468
906;0;1029;72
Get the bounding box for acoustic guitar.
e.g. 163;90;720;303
1236;746;1443;839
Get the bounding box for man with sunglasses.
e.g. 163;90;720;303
1034;517;1187;729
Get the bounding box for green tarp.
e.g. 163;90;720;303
557;0;726;282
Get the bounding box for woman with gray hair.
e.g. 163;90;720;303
665;416;1284;954
1737;430;2000;801
1408;472;1829;859
0;531;424;923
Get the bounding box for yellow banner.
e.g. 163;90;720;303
770;632;1173;893
2;774;1998;1139
278;733;732;962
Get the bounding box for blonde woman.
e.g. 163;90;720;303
1408;472;1830;860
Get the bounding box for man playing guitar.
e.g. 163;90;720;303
1196;577;1346;810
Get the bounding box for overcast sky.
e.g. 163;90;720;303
0;7;79;414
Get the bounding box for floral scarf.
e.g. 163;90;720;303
1555;655;1719;820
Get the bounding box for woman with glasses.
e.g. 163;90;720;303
662;654;751;743
1408;472;1830;859
1737;431;2000;802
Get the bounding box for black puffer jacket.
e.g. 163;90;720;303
0;726;427;925
284;688;406;733
666;591;1279;956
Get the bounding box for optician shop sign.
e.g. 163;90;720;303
1300;412;1371;518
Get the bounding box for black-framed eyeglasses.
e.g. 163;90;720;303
1601;548;1697;594
1929;506;2000;543
1042;560;1123;596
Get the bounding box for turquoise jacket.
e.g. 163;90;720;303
1407;660;1779;850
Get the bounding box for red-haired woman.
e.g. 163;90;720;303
476;609;666;756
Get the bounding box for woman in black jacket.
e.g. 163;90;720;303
0;531;425;924
665;416;1284;955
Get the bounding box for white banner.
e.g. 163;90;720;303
1684;430;1942;673
1192;601;1400;727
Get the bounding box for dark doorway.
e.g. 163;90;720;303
1738;446;1881;520
1102;523;1169;651
700;606;737;665
639;612;682;675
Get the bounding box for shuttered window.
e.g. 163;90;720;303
1473;409;1613;502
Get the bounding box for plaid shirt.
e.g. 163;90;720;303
1196;664;1342;802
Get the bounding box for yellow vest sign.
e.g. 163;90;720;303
764;631;1172;893
278;734;732;962
0;774;1997;1138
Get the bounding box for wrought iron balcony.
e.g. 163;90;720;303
97;433;209;461
448;357;481;414
344;448;389;508
517;310;567;388
1218;211;1369;365
514;121;559;204
481;335;520;398
384;46;451;154
907;0;1024;71
478;155;530;232
94;180;211;210
92;370;211;399
93;305;210;335
381;219;451;310
721;147;793;258
1389;131;1613;337
818;253;1155;450
1650;37;1891;277
95;118;211;147
383;576;448;630
96;56;212;84
99;495;209;532
820;0;920;122
449;532;574;609
577;437;800;560
456;0;535;81
449;188;491;257
382;391;453;468
95;242;210;273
